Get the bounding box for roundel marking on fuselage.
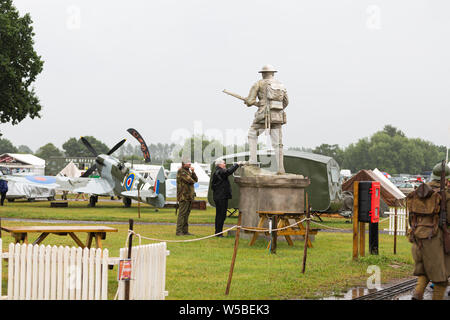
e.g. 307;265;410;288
124;173;135;191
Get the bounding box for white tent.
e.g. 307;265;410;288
373;168;406;200
0;153;54;200
0;153;45;175
57;161;83;178
166;162;210;197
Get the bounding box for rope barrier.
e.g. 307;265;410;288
123;216;391;245
125;217;310;244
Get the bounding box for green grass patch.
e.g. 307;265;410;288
0;200;414;300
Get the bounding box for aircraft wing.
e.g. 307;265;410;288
120;190;158;198
72;178;114;195
1;175;114;195
1;175;69;190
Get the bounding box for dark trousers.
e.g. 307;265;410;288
1;192;6;206
214;198;228;234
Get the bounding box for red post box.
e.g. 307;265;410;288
369;182;380;223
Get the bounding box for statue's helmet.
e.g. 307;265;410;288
430;162;450;181
258;64;278;73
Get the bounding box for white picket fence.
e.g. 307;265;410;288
118;242;169;300
383;207;408;236
0;239;109;300
1;239;170;300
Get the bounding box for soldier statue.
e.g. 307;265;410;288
243;65;289;174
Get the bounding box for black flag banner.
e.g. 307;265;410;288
127;128;151;163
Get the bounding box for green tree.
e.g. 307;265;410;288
177;135;224;163
17;144;33;154
341;137;372;172
0;0;44;134
382;124;405;138
62;136;109;156
0;137;18;154
312;144;344;165
175;135;256;164
35;143;63;160
340;126;444;174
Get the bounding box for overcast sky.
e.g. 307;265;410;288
2;0;449;152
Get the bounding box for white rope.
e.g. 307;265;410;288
239;217;309;233
308;220;350;231
124;217;310;244
309;216;391;232
123;216;396;245
128;226;239;243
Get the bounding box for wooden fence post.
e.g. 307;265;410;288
353;181;359;260
359;222;365;257
225;211;242;295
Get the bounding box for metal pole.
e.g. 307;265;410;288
124;219;134;300
302;193;310;273
271;215;277;254
394;207;398;254
225;211;242;295
137;189;141;219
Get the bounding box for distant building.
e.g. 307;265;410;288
0;153;45;175
46;156;96;176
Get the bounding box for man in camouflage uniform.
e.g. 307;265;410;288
176;161;198;236
244;64;289;174
410;162;450;300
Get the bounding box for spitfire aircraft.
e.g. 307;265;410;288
0;129;165;208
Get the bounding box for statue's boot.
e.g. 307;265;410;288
412;275;429;300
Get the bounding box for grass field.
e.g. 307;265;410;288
0;199;414;300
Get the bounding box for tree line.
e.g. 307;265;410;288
0;125;446;174
308;125;446;174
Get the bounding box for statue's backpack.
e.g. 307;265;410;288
264;80;287;124
407;183;441;243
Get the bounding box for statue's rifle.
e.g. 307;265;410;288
439;160;450;254
222;90;246;102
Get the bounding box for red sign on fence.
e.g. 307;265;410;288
118;259;132;281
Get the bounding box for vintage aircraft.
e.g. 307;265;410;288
0;129;165;208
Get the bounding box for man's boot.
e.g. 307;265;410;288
412;275;429;300
432;282;448;300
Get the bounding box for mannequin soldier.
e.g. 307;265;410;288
243;65;289;174
409;162;450;300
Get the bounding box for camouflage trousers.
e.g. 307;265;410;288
176;200;192;235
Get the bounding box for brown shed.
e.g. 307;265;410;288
342;169;406;207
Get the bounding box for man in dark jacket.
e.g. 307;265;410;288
0;178;8;206
211;159;244;237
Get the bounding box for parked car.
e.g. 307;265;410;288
397;182;416;195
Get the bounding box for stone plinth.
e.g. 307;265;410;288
234;167;310;235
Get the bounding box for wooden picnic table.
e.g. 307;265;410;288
247;211;320;251
0;225;118;249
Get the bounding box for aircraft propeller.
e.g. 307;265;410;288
80;137;127;178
